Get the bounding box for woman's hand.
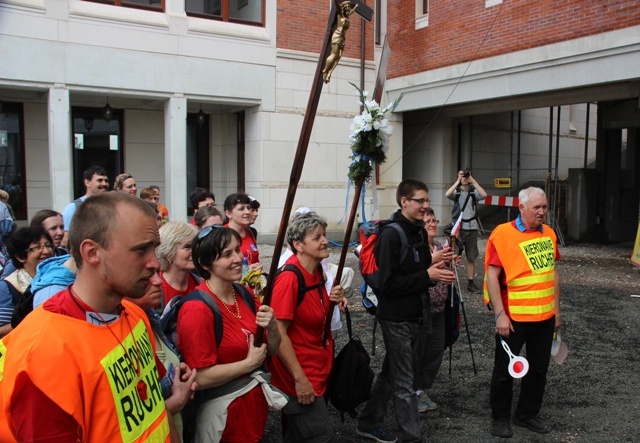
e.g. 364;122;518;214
295;376;317;405
329;285;348;312
165;364;198;414
256;305;278;333
431;246;454;264
249;262;263;272
427;261;456;284
244;333;268;371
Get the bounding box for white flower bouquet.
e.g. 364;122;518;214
347;81;402;183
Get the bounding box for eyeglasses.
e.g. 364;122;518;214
408;198;431;206
425;219;439;225
25;243;54;253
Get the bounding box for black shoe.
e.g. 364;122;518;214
467;282;481;294
513;416;550;434
491;420;513;438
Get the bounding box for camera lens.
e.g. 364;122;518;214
463;172;470;178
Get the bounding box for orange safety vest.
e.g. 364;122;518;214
0;300;170;443
483;223;558;322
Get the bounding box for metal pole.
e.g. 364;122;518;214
584;102;591;168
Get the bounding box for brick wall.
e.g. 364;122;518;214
277;0;375;61
387;0;640;79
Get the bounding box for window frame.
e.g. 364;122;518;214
84;0;165;12
415;0;428;29
185;0;265;27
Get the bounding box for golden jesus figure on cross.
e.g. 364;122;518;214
322;0;359;83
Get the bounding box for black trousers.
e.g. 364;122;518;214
490;316;555;421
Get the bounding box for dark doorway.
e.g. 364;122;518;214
71;107;123;197
0;102;27;220
187;112;210;216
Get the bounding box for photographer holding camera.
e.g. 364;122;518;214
445;169;487;294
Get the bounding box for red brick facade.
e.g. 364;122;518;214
277;0;375;61
387;0;640;79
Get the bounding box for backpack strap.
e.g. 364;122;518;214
386;222;410;264
277;263;325;306
5;281;22;307
182;290;224;348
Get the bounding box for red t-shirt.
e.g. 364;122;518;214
268;256;333;397
9;289;165;441
160;271;199;307
225;225;260;265
176;282;267;443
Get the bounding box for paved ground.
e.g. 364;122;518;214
257;238;640;442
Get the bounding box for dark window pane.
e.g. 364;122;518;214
0;102;26;220
229;0;261;23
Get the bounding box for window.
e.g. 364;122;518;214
0;102;27;220
84;0;164;12
375;0;382;45
186;0;264;26
416;0;428;29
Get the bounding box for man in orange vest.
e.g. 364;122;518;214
0;192;181;442
483;187;561;438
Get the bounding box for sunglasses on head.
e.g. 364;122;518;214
198;224;225;240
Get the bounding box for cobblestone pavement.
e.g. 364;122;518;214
257;237;640;442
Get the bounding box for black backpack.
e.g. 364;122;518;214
328;306;374;421
9;283;35;328
160;283;256;352
273;263;325;307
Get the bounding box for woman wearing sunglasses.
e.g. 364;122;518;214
176;225;282;442
269;211;347;442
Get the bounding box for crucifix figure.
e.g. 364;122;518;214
322;0;373;83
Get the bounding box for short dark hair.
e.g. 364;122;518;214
189;187;216;209
30;209;62;229
194;206;225;229
223;193;251;212
192;226;241;280
69;192;156;268
249;196;261;210
396;179;429;206
6;227;53;269
424;207;435;217
82;165;108;183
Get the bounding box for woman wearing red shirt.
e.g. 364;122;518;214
156;222;199;310
177;225;281;442
223;193;262;272
269;211;347;442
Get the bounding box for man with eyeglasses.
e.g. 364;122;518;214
357;179;455;443
445;169;487;294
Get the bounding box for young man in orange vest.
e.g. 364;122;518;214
484;187;562;438
0;192;184;442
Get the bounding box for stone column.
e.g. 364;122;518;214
48;86;73;212
164;95;188;222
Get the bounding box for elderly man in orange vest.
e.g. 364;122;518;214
0;192;185;442
483;186;561;439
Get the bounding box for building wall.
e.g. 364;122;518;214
276;0;375;62
387;0;640;79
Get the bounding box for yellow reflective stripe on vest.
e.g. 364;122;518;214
508;271;555;288
507;286;555;300
0;339;6;382
508;299;555;316
144;417;170;443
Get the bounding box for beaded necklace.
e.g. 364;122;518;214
206;280;241;319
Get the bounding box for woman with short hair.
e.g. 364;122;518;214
223;193;261;271
269;211;347;442
113;173;137;196
156;221;199;309
194;206;225;230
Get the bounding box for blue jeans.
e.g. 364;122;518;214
358;320;422;443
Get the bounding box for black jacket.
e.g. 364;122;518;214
374;210;433;322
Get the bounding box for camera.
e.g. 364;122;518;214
463;170;471;178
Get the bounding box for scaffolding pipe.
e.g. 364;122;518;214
508;111;514;220
517;110;522;190
547;106;554;199
554;105;561;227
584;102;591;168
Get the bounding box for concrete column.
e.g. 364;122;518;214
164;95;187;222
48;86;73;212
